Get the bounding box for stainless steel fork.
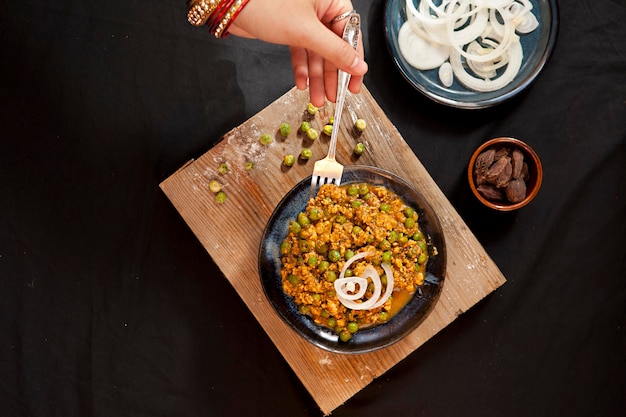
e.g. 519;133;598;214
309;12;361;198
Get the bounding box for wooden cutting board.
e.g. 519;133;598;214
160;85;506;415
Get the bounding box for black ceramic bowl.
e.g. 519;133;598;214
258;166;447;354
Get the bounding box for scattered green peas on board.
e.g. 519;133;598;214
300;148;312;160
279;122;291;137
307;102;319;115
259;133;273;145
218;163;229;175
354;142;366;156
208;180;222;193
328;116;334;125
323;124;333;136
300;121;310;133
306;128;319;141
283;154;296;167
355;118;367;132
215;191;227;204
244;161;254;171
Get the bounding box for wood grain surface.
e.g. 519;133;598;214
160;86;506;415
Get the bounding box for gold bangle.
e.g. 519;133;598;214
213;0;249;38
187;0;219;27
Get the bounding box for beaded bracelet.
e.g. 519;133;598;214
187;0;219;27
187;0;250;38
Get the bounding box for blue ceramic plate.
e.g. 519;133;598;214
384;0;559;109
258;166;446;354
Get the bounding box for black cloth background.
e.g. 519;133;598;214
1;1;624;416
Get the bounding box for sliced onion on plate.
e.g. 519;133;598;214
334;251;395;310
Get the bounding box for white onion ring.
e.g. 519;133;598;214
400;0;539;92
334;251;395;310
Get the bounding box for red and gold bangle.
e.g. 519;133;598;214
206;0;236;35
212;0;250;38
187;0;219;27
187;0;250;39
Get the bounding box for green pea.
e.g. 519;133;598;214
307;102;319;115
382;251;392;263
328;116;335;125
327;317;336;327
404;207;415;218
306;128;319;141
339;330;352;342
354;142;365;156
418;252;428;265
334;215;346;224
289;221;301;234
363;192;372;200
325;270;337;283
352;225;362;235
311;293;321;302
308;208;321;221
381;274;388;286
300;121;310;133
380;203;391;212
208;179;222;193
215;191;227;204
259;133;273;145
344;269;353;277
244;161;254;171
345;250;355;260
412;231;424;241
297;212;310;227
279;122;291;136
398;233;409;245
218;163;229;175
417;240;427;251
283;154;295;167
379;240;391;251
404;217;416;229
315;242;328;255
288;274;299;285
378;311;389;322
351;200;362;208
280;240;292;254
300;148;312;160
323;124;333;136
388;230;398;242
354;118;367;132
318;260;330;272
346;322;359;334
328;250;341;262
347;184;359;196
307;256;318;267
358;184;369;196
321;309;330;318
299;240;311;253
299;304;310;314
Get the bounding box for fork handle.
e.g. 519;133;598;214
327;13;360;161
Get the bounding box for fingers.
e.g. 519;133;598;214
307;51;326;107
289;47;309;91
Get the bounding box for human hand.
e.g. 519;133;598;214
227;0;368;107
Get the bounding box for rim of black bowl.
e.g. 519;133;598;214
258;166;447;354
383;0;560;109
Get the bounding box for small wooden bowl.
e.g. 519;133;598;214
468;137;543;211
